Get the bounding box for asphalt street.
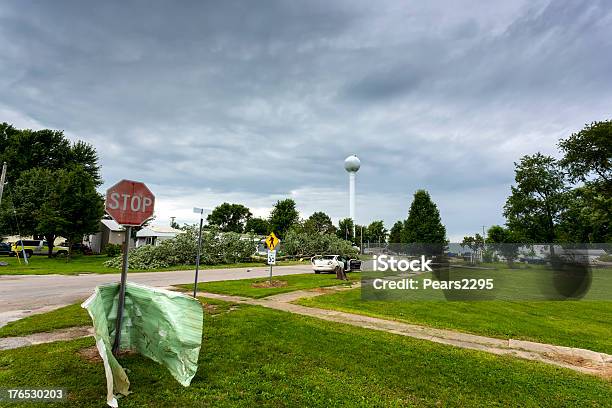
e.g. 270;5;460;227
0;264;312;326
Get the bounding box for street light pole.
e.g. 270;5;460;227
193;208;204;298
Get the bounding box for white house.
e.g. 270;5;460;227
135;225;183;247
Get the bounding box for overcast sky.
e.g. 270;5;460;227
1;0;611;241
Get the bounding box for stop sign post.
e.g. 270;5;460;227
105;180;155;355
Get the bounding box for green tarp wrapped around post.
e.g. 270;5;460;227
82;282;203;407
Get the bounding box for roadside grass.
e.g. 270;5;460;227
177;272;358;298
0;254;306;276
0;303;91;338
296;288;612;354
1;300;611;407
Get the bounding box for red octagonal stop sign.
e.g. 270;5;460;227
105;179;155;226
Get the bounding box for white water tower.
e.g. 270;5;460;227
344;154;361;238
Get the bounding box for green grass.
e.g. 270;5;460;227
177;272;358;298
0;304;92;338
0;300;610;407
297;288;612;354
0;254;306;275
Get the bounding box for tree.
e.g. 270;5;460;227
558;121;611;242
5;166;103;257
303;211;336;235
6;168;58;255
388;221;403;243
503;154;567;243
0;123;101;185
461;233;485;263
55;167;105;255
206;203;252;233
337;218;354;242
245;217;269;235
558;120;611;186
486;225;519;268
268;199;299;239
401;190;447;245
366;220;387;244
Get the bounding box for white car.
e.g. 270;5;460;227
311;255;361;274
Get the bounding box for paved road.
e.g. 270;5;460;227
0;265;312;325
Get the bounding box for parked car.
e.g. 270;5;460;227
59;242;93;255
311;255;361;274
0;242;12;256
10;240;68;257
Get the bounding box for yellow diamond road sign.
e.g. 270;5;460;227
265;232;280;251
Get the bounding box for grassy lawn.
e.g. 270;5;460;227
0;304;91;338
177;272;358;298
0;254;306;276
0;300;610;407
297;288;612;354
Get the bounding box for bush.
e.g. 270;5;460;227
104;243;122;257
280;230;358;258
104;226;257;269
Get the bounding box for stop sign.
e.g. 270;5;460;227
105;179;155;226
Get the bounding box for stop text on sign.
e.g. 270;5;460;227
107;192;153;212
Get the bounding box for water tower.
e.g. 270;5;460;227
344;154;361;238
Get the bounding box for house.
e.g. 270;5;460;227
135;225;183;247
87;219;132;254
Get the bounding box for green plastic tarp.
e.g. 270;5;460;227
81;282;203;407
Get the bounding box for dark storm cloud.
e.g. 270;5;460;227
1;0;611;239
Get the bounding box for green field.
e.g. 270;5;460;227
1;299;610;407
0;255;305;275
297;287;612;354
177;272;357;298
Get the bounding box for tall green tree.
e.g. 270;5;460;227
268;199;299;239
245;217;269;235
401;190;447;245
558;120;611;186
206;203;252;233
558;120;611;242
6;166;103;257
55;167;105;255
503;154;567;243
0;123;101;185
337;218;354;242
303;211;336;235
388;221;403;243
366;220;387;244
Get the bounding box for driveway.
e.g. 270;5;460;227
0;265;312;325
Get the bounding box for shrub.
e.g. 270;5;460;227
104;243;122;257
104;226;257;269
280;230;358;258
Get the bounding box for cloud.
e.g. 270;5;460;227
1;0;610;239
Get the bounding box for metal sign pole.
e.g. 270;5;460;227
269;257;273;284
112;225;131;355
193;211;204;297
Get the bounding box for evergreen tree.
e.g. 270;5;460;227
268;199;299;239
401;190;447;254
388;221;403;243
